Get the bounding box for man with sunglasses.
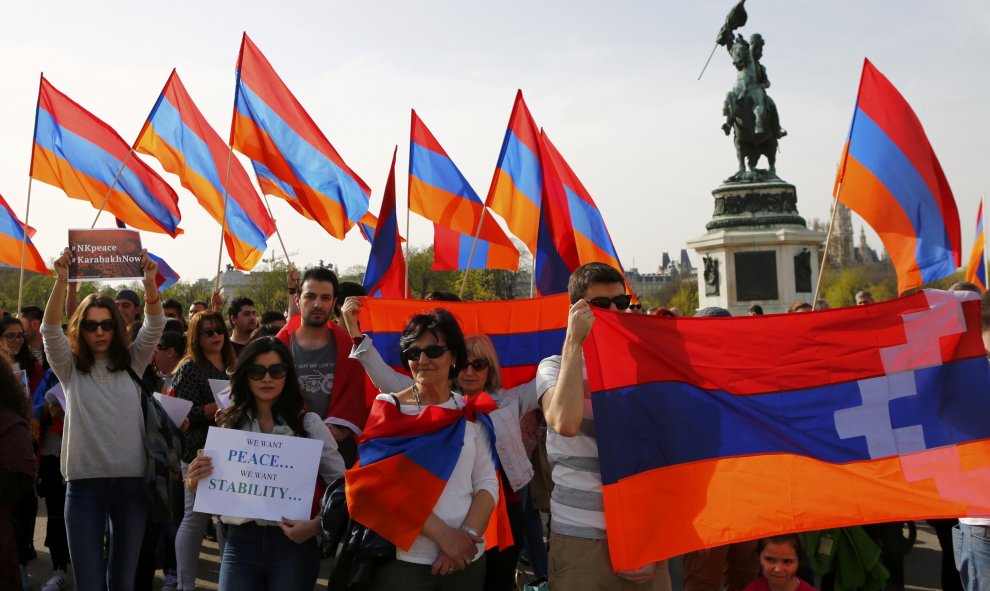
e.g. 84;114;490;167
276;266;370;466
537;262;670;591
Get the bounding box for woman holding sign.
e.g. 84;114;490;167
184;337;345;591
41;247;164;591
172;310;236;591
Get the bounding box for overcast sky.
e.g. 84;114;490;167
2;0;987;281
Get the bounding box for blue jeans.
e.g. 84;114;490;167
65;477;149;591
954;523;990;591
219;522;320;591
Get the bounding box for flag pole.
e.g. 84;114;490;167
983;195;988;287
812;182;843;306
261;195;292;266
697;44;719;81
404;187;411;299
458;207;489;299
19;72;47;314
214;145;235;291
91;149;133;228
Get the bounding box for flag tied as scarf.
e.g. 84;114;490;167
583;289;990;569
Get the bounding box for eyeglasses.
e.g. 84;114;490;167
200;328;224;338
629;304;643;310
401;345;449;362
247;363;288;381
80;319;116;333
464;358;491;371
2;332;25;341
586;294;632;311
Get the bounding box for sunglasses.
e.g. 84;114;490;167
200;327;224;338
80;319;116;333
464;358;491;371
247;363;288;381
586;294;632;311
401;344;449;362
2;332;25;341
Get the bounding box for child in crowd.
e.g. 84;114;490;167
743;535;817;591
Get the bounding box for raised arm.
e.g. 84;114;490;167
342;296;414;393
43;248;71;326
540;300;593;437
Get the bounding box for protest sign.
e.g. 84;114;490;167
154;393;192;428
68;228;143;282
18;369;28;396
208;379;233;409
193;427;323;521
45;383;66;410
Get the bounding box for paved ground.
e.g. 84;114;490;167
25;502;948;590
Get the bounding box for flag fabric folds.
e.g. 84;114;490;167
363;149;406;298
582;289;990;569
408;111;519;271
345;393;512;551
534;130;633;296
486;90;543;256
31;77;182;237
0;193;50;275
231;33;370;239
147;251;180;291
135;70;275;270
357;294;569;390
965;201;986;292
835;59;961;293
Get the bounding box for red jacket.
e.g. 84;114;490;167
276;316;371;436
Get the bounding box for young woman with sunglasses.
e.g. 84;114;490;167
341;297;545;589
1;316;44;394
40;247;165;591
184;337;345;591
172;310;236;591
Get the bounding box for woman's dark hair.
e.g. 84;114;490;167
158;331;187;357
398;308;467;380
218;337;305;434
0;316;34;370
0;352;32;421
179;311;235;373
755;534;804;567
250;325;281;340
66;294;131;373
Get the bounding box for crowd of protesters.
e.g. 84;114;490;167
1;249;989;591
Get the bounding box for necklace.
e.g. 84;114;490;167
412;385;422;410
92;364;109;384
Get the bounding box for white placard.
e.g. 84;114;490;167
192;427;323;522
208;379;233;409
45;383;67;410
153;393;192;428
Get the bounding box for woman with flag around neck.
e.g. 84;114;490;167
346;308;500;590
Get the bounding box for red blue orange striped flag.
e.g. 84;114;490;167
363;149;405;299
0;193;49;275
583;289;990;569
31;77;183;236
135;70;275;270
231;34;370;239
965;201;986;292
408;111;520;271
835;59;961;293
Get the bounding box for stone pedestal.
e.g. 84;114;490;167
687;181;825;316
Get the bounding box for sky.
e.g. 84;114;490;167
2;0;988;282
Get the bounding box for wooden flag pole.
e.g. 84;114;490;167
91;149;134;227
458;206;490;299
983;195;988;287
19;72;45;313
214;146;235;291
812;182;843;306
261;195;292;266
404;192;411;299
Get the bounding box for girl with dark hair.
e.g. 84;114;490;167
41;247;165;591
743;535;816;591
184;337;344;591
0;354;36;591
172;309;236;591
1;315;44;394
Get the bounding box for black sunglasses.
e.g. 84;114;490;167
464;358;491;371
401;344;449;362
200;327;224;338
586;294;632;311
247;363;288;381
80;319;116;333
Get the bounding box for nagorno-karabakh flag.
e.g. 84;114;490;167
345;393;512;551
583;289;990;570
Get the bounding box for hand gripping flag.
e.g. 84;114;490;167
534;130;634;296
363;148;406;298
485;90;543;256
146;251;180;291
345;393;512;552
0;193;50;275
408;111;519;271
965;201;986;292
231;33;370;239
583;289;990;569
136;70;275;270
835;59;961;293
31;77;182;236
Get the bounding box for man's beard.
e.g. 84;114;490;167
302;311;326;327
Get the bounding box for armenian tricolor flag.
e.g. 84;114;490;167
363;148;405;299
147;251;180;291
583;289;990;569
835;59;960;293
408;111;519;271
135;70;275;270
486;90;542;256
31;77;182;236
965;201;986;292
0;193;49;275
231;33;370;239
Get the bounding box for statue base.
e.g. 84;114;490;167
687;180;825;315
